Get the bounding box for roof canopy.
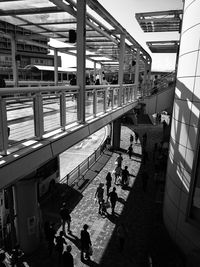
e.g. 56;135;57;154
0;0;151;72
146;40;179;53
135;10;183;33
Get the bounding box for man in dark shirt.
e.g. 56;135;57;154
63;245;74;267
59;202;71;234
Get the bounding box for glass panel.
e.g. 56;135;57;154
85;90;93;118
96;89;104;114
66;92;77;124
6;96;35;144
43;94;60;132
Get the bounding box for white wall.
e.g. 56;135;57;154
164;0;200;256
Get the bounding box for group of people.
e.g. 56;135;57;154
43;202;94;266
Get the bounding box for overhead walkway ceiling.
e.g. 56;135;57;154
0;0;150;72
135;10;183;33
135;10;182;54
146;40;179;53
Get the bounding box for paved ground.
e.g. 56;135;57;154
25;122;185;267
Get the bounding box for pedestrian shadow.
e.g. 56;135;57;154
81;258;99;266
117;148;142;159
105;212;119;224
64;232;81;250
117;197;126;204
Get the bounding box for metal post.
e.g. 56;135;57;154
103;88;107;113
118;34;126;106
134;48;140;95
60;92;66;129
11;36;18;87
77;0;86;123
0;97;8;155
93;89;97;117
33;93;44;139
54;48;58;86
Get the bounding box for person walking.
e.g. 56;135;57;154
55;231;67;266
113;165;121;184
95;183;104;214
134;131;139;144
121;166;130;187
59;202;71;234
142;132;147;148
130;134;134;144
108;187;118;214
105;172;112;196
44;221;56;256
80;224;92;261
63;245;74;267
127;144;133;159
116;223;127;252
116;153;123;167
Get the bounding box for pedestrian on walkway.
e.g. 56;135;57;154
95;183;104;214
134;131;139;144
113;165;121;184
115;153;123;167
121;166;130;187
59;202;71;234
80;224;92;261
44;221;56;255
116;223;127;252
108;187;118;214
105;172;112;196
142;132;147;148
127;144;133;159
63;245;74;267
130;134;134;144
55;231;67;266
10;245;24;267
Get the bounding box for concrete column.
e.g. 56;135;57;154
54;48;58;86
118;34;126;106
112;118;121;150
77;0;86;123
14;179;40;253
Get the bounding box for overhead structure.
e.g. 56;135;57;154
146;40;179;53
0;0;151;72
135;10;183;33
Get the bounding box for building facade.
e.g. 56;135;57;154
164;0;200;261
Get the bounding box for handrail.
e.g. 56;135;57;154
60;131;108;187
0;83;137;155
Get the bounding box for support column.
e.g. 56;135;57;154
54;48;58;86
14;179;40;253
112;118;121;150
143;60;148;95
134;48;140;94
11;36;18;87
118;34;126;106
77;0;86;123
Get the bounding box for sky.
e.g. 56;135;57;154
51;0;183;72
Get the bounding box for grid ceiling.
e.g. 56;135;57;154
0;0;151;71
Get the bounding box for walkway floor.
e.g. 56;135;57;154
25;123;185;267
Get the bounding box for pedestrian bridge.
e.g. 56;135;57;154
0;83;174;188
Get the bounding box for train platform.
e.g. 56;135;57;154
24;123;185;267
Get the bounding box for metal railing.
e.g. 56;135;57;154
60;135;108;187
0;83;137;155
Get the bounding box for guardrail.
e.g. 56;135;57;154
0;83;137;155
60;136;108;187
